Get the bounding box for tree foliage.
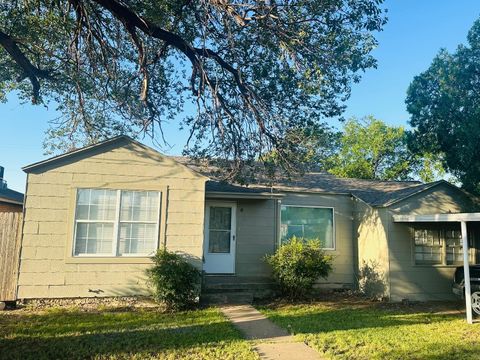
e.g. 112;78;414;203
0;0;386;179
260;122;340;176
326;116;445;182
406;18;480;194
328;116;412;181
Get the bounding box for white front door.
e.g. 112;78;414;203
203;202;236;274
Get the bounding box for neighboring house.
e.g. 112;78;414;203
0;166;24;212
16;136;480;301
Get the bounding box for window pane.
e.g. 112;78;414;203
74;222;114;255
446;229;465;265
208;231;231;253
120;191;159;222
281;206;334;248
209;207;232;230
282;225;303;240
76;189;116;221
118;223;157;255
414;242;442;264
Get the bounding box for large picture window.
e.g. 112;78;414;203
74;189;161;256
413;225;474;265
280;206;334;249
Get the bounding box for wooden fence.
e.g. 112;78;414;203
0;212;23;302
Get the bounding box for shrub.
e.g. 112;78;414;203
358;260;386;300
265;236;333;298
146;249;202;310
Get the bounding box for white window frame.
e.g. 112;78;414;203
73;188;161;257
279;205;336;250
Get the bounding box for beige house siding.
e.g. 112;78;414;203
281;192;355;288
354;199;390;297
234;199;276;277
387;183;480;301
18;141;206;299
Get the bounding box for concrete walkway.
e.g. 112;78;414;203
220;305;321;360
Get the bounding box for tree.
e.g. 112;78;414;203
259;122;340;178
327;116;444;182
406;18;480;194
0;0;386;179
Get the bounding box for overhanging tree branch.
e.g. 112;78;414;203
0;29;51;103
89;0;268;135
0;0;387;181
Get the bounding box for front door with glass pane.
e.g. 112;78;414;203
203;202;236;274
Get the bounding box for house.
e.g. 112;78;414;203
0;166;24;212
16;136;480;301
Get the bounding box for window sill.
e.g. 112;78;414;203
413;264;464;268
65;257;154;264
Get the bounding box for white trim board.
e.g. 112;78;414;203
393;212;480;223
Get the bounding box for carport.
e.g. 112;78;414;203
393;212;480;324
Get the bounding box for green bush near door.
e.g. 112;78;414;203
265;237;333;299
147;249;202;310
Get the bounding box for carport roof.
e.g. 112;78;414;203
393;212;480;222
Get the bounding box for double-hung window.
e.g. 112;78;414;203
413;225;474;265
280;205;334;249
74;189;161;257
413;228;443;264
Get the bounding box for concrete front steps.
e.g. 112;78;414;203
201;275;276;304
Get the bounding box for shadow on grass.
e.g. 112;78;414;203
414;344;480;360
0;309;246;360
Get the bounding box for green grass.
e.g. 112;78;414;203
0;306;258;360
258;299;480;360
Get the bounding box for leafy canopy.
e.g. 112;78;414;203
406;18;480;194
0;0;386;179
326;116;445;182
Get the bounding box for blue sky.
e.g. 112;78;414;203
1;0;479;192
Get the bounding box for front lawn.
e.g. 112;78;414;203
0;306;258;360
258;297;480;360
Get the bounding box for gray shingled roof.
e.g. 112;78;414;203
175;156;448;207
0;186;24;205
269;172;443;207
20;136;453;208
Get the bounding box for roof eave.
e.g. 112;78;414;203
205;191;284;199
21;135;209;180
377;180;447;208
274;188;352;196
22;136;130;173
0;196;23;205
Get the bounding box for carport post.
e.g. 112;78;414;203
461;221;473;324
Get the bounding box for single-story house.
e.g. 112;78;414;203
0;166;24;212
16;136;480;301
